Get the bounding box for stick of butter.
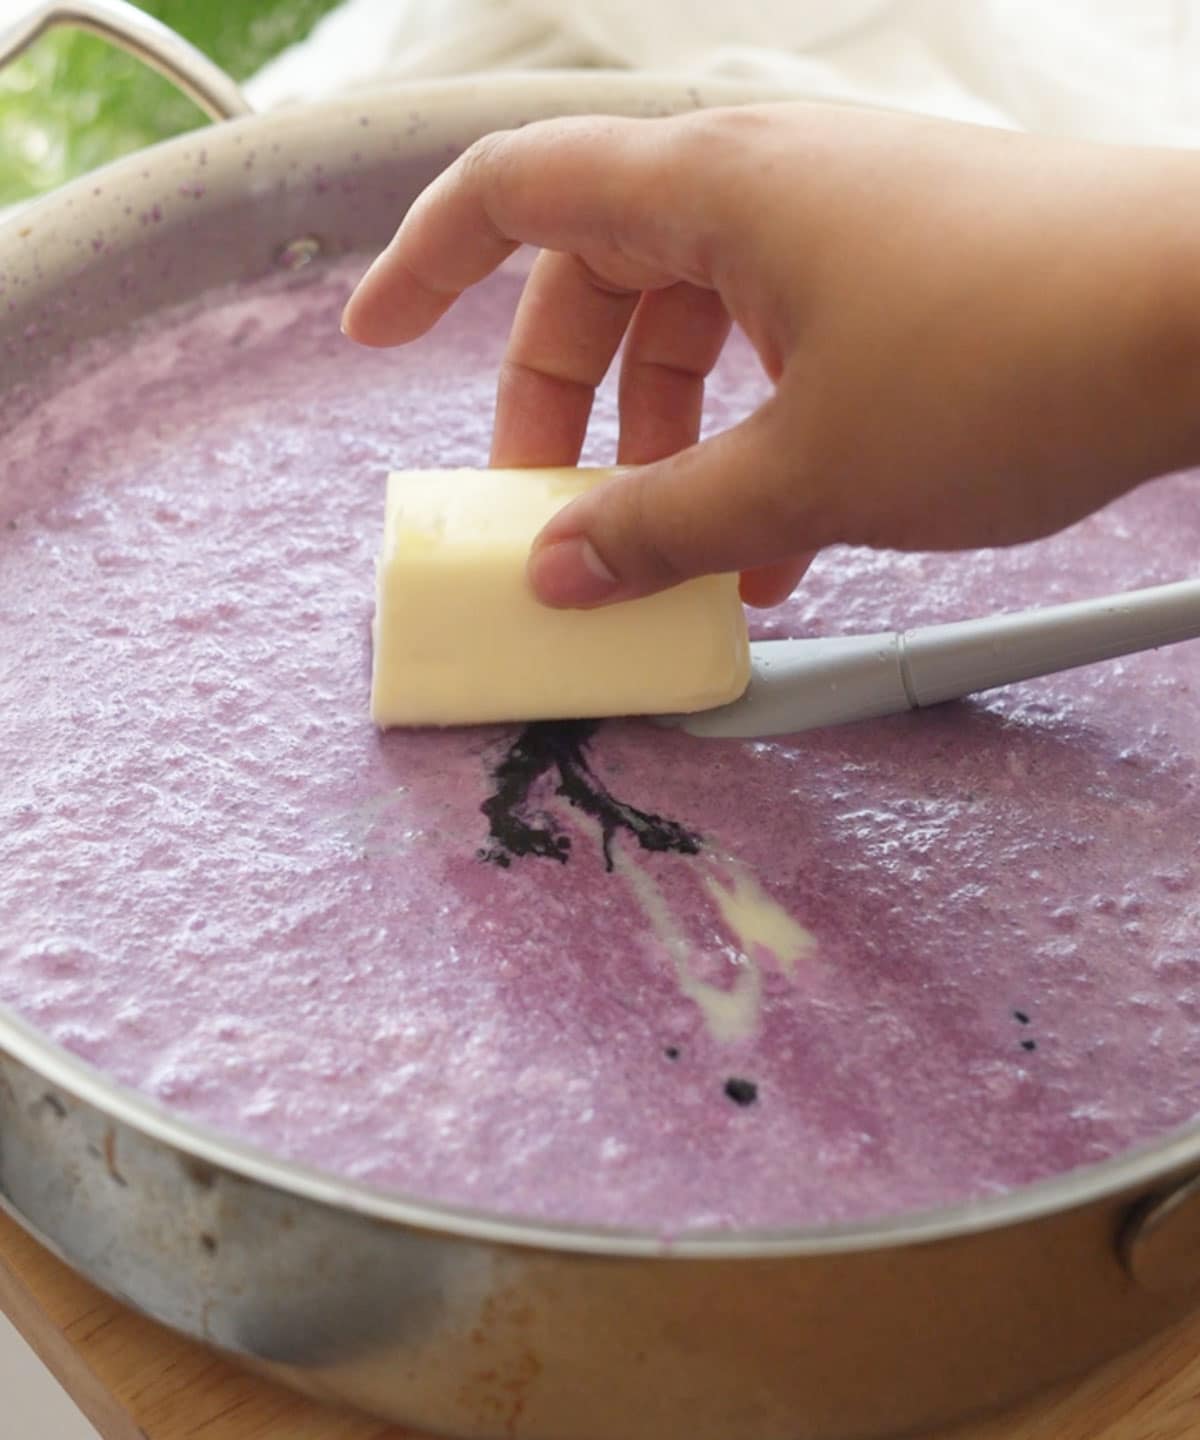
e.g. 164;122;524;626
370;467;750;727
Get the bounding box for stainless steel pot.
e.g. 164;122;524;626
2;6;1200;1438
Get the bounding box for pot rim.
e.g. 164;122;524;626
0;66;888;240
4;998;1199;1259
3;68;1193;1265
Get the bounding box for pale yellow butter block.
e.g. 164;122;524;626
370;467;750;727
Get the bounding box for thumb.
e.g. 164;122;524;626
527;404;829;607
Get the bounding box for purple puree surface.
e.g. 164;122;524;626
2;255;1200;1234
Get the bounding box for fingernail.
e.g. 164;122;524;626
339;292;362;337
528;537;620;607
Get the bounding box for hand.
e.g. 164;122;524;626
343;103;1200;608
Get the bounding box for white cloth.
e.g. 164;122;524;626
247;0;1200;145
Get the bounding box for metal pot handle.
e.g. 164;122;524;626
0;0;252;122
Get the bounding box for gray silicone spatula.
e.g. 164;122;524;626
662;576;1200;739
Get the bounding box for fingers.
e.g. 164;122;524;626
491;268;732;469
490;249;640;467
617;284;733;465
738;555;816;607
343;110;824;608
527;401;835;606
342;116;709;348
341;134;519;347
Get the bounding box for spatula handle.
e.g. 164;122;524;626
903;575;1200;705
676;575;1200;738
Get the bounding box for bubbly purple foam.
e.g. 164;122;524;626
3;255;1200;1232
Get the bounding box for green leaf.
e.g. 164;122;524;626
0;0;343;205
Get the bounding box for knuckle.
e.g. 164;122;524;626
436;133;517;243
573;252;639;298
453;129;515;195
673;104;773;163
662;109;776;282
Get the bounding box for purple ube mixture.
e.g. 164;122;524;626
2;257;1199;1233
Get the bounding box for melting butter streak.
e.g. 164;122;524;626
567;809;815;1044
611;838;763;1044
703;862;816;980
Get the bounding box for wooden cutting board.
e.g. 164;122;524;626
2;1207;1199;1440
